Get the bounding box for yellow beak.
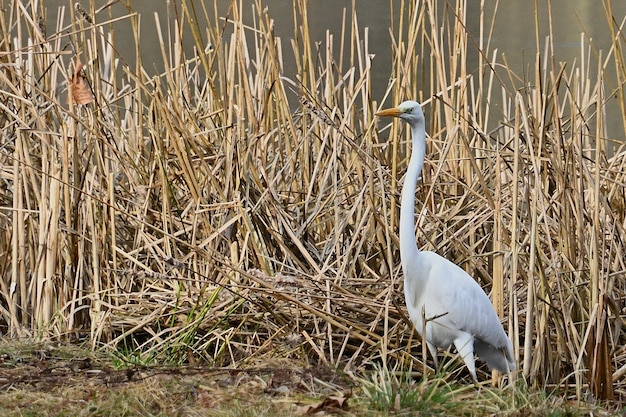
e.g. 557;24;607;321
375;107;403;117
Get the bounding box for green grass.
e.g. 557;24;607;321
361;363;475;415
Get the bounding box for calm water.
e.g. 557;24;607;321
43;0;626;144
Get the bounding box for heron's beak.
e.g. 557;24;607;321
375;107;403;118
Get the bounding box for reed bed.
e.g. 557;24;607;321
0;0;625;402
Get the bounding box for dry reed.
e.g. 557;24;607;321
0;0;625;402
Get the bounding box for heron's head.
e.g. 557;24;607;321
375;100;424;127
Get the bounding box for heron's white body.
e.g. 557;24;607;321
376;100;515;380
403;250;515;378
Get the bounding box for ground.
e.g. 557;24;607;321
0;340;354;416
0;340;623;416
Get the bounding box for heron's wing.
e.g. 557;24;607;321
423;251;512;351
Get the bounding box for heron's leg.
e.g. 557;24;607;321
453;333;477;381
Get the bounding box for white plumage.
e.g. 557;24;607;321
376;100;515;380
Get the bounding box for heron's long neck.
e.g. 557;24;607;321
399;122;425;261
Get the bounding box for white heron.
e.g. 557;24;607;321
376;100;515;381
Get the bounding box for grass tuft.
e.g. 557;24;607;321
360;363;476;415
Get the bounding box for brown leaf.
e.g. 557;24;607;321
68;55;93;105
295;393;350;415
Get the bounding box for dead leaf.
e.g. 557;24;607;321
68;55;93;105
295;393;350;415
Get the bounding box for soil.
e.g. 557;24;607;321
0;342;354;416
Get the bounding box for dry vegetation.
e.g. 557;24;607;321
0;0;625;413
